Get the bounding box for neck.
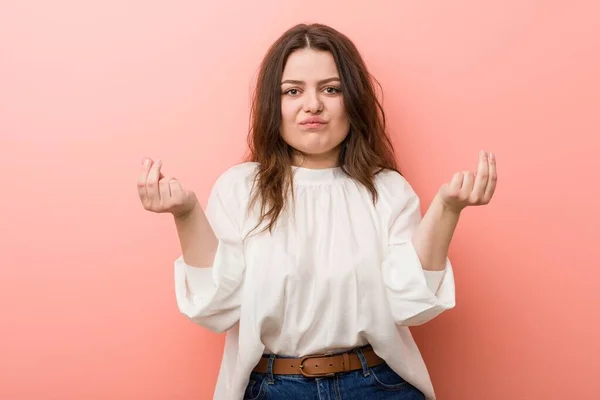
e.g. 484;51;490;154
291;149;340;169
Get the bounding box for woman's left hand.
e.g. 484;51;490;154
436;150;498;213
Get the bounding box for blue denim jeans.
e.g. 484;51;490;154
244;347;425;400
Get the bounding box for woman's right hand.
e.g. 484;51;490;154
137;158;198;218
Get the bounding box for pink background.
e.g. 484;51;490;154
1;1;599;399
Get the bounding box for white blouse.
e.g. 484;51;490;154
174;162;455;400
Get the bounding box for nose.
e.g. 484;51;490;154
302;90;323;114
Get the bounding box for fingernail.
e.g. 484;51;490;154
489;152;494;159
143;158;150;166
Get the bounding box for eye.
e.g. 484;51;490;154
323;86;341;94
284;88;300;96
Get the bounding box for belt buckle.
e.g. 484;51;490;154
298;352;335;378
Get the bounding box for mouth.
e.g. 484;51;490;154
299;117;328;130
300;122;327;130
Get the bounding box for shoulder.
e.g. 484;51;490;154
208;162;259;205
213;161;259;188
373;168;418;199
206;162;258;215
373;169;422;223
204;163;259;230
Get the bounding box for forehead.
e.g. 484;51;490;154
282;49;339;81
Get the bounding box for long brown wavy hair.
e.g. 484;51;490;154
245;23;399;233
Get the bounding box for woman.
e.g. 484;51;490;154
137;23;497;400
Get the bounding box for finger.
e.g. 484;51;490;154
472;150;489;198
483;152;497;201
449;172;463;192
137;158;153;204
159;176;171;204
146;159;162;206
461;171;474;196
169;179;183;202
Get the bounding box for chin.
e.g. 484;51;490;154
283;132;346;160
294;144;341;159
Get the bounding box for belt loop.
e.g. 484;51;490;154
342;353;350;372
354;347;370;377
267;354;276;384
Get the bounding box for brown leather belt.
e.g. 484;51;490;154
252;346;384;378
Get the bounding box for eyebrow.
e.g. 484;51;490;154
280;77;341;85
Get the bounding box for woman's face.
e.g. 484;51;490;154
280;48;350;168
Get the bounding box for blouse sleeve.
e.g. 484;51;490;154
379;172;456;326
173;167;248;333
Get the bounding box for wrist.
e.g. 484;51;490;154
173;201;199;220
433;193;463;217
